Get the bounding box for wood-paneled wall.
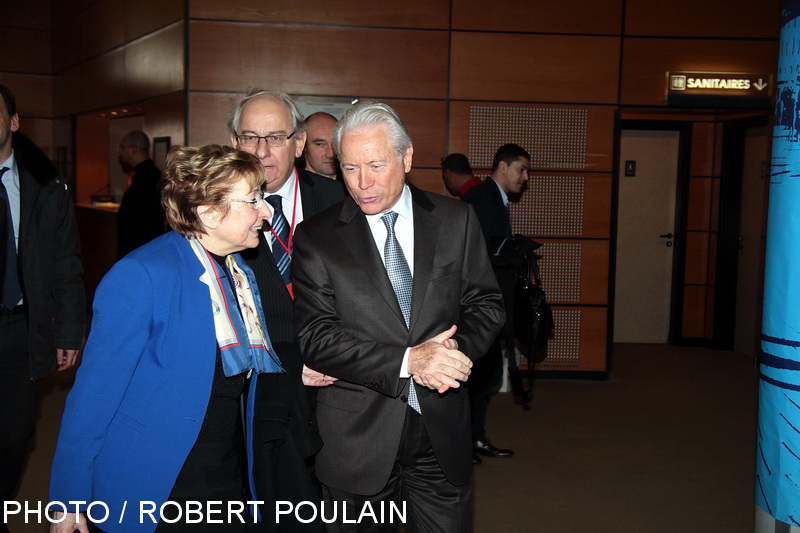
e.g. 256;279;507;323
0;0;782;373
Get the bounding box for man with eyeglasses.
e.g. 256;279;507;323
228;89;345;530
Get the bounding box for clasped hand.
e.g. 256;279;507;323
408;325;472;393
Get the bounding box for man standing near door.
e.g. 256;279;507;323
462;143;531;463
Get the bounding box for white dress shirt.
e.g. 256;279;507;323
263;167;305;252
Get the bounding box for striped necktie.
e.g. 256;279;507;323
266;195;291;285
382;211;421;413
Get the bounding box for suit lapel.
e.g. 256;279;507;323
337;198;407;328
408;188;438;331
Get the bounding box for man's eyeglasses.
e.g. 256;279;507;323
227;196;264;210
235;132;296;148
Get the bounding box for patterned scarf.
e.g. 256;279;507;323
188;238;284;377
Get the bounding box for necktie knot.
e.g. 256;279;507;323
382;211;399;232
266;194;283;213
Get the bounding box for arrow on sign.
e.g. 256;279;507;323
754;79;768;91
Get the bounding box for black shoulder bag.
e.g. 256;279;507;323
514;252;555;353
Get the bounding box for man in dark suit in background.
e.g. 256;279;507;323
116;130;166;258
293;101;505;531
228;88;346;530
0;85;85;529
462;143;531;463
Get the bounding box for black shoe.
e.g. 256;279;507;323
473;454;482;465
473;439;514;458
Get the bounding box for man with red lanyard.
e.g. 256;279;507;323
229;89;346;530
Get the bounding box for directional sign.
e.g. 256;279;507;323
666;71;773;108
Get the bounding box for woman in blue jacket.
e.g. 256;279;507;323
49;145;283;532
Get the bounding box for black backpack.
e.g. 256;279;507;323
514;252;554;353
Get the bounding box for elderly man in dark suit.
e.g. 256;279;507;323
293;101;505;532
229;88;346;530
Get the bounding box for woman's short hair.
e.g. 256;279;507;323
333;101;412;160
162;144;265;238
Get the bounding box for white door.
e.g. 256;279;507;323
734;125;769;358
614;130;680;343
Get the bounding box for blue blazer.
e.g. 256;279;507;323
50;231;249;532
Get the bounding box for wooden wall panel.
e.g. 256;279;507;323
188;93;445;167
125;0;185;41
187;92;238;146
0;0;52;29
686;177;713;231
690;122;715;176
626;0;780;38
577;307;608;371
407;169;443;195
0;29;52;74
75;114;111;203
620;38;779;106
684;231;710;285
78;49;127;112
53;18;84;73
189;0;449;29
450;33;620;104
20;119;56;159
447;103;616;173
125;22;185;102
0;73;53;118
452;0;622;34
82;0;125;60
189;22;448;99
536;239;609;305
682;285;706;338
144;91;187;147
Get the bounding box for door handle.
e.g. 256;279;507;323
659;233;673;239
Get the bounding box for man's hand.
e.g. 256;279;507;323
56;348;80;371
408;325;472;393
50;512;89;533
302;365;338;387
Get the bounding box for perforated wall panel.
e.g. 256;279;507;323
519;308;581;370
468;106;589;169
510;175;585;236
536;242;581;303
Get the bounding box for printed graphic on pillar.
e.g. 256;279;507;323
757;1;800;527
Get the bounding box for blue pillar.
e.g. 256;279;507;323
757;2;800;528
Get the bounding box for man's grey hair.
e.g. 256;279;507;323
227;88;305;135
333;101;412;159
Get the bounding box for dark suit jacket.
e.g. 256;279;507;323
293;185;505;495
463;178;516;337
13;132;85;380
117;158;166;258
241;168;345;528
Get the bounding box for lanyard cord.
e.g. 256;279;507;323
268;170;299;256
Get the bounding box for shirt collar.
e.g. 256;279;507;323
270;167;298;199
1;150;15;172
490;178;509;206
366;184;412;224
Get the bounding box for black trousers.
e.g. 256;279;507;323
468;337;504;443
322;408;472;533
0;314;37;508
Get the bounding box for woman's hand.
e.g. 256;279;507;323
50;511;90;533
